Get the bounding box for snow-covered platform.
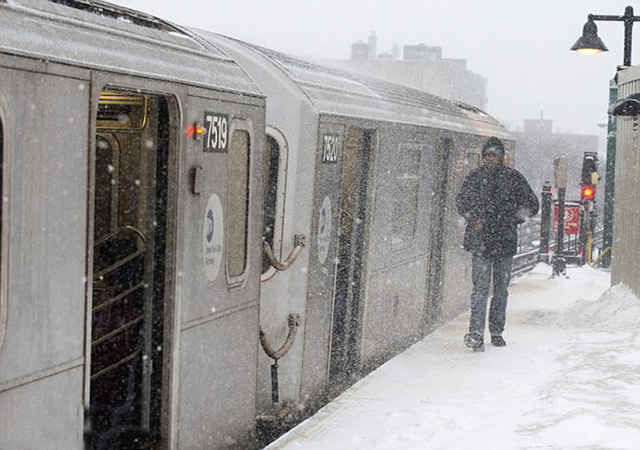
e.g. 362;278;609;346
266;264;640;449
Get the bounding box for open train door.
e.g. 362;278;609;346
88;87;176;450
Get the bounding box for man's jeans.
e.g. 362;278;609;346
469;254;513;337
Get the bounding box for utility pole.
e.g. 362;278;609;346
552;157;567;278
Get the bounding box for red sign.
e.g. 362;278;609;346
553;205;580;235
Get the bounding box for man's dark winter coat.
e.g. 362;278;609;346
456;163;539;257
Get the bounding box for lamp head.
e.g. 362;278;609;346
608;93;640;118
571;18;609;54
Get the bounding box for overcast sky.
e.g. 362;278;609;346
110;0;640;137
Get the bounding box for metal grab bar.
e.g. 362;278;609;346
259;314;301;406
93;248;145;281
262;234;306;272
94;225;146;248
259;314;301;361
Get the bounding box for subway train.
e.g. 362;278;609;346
0;1;514;449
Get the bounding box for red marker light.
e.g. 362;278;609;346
582;185;595;199
186;121;204;140
195;123;204;139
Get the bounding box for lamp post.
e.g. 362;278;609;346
571;6;640;267
571;6;640;67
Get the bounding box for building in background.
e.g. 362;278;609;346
512;114;600;202
324;32;487;110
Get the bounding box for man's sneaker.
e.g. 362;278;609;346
464;333;485;352
491;335;507;347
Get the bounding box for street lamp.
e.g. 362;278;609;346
571;6;640;67
571;18;608;55
571;6;640;268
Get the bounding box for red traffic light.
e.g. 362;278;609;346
582;185;595;199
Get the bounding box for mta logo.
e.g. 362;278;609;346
320;208;327;234
207;209;214;243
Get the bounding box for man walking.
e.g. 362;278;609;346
456;136;539;352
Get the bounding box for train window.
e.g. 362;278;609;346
227;129;251;283
391;141;422;247
466;151;479;173
262;135;280;274
261;129;289;278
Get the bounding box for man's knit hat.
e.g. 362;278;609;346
482;136;505;157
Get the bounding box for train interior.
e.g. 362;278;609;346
89;89;172;449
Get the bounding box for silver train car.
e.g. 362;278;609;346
191;33;514;433
0;1;514;449
0;1;266;449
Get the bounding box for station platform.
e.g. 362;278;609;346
266;264;640;450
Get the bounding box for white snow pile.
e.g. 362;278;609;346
562;282;640;331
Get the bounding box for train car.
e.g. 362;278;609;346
0;1;518;448
190;32;514;434
0;1;267;449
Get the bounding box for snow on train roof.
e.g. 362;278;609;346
0;0;261;96
193;32;509;137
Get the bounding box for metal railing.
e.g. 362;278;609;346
511;222;604;277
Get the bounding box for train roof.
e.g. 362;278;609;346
0;0;261;96
190;31;511;138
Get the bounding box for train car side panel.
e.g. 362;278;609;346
0;66;88;449
0;368;84;449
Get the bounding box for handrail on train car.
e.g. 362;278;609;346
259;314;301;361
94;225;146;247
262;234;306;273
259;313;301;406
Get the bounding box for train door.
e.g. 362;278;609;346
329;127;375;387
425;136;454;326
300;123;344;400
89;88;174;449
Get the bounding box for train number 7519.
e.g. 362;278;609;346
204;112;229;152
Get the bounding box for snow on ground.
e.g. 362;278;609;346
266;264;640;450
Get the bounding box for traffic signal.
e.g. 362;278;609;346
581;152;599;185
580;152;598;204
581;184;595;201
